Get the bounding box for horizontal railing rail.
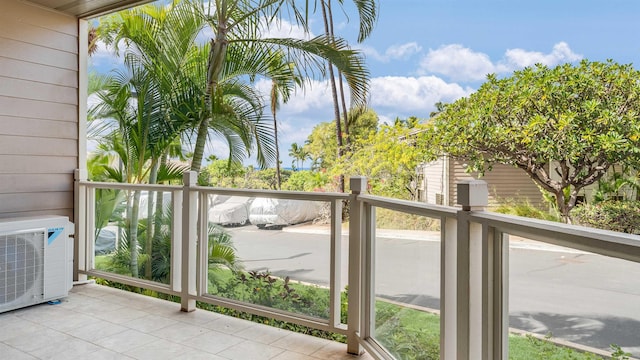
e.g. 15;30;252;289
472;211;640;263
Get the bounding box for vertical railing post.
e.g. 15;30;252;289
74;169;88;282
329;198;343;329
347;176;367;355
456;180;489;360
441;214;458;360
181;171;198;312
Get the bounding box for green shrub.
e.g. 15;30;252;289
493;199;560;222
572;201;640;234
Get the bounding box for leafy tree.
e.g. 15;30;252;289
306;107;378;169
423;60;640;221
337;120;426;199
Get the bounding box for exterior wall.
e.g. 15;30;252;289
417;157;448;205
0;0;79;219
450;160;544;208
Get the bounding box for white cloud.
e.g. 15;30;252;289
418;42;583;82
361;42;422;62
89;40;123;71
369;76;472;117
418;44;496;81
260;18;313;39
502;42;582;69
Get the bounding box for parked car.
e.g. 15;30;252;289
208;195;254;226
249;198;322;229
95;225;118;254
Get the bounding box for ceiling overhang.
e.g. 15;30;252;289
28;0;153;18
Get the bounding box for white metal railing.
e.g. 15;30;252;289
74;172;640;360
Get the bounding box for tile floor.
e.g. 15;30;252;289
0;283;373;360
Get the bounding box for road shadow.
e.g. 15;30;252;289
376;293;640;357
379;294;441;312
510;311;640;357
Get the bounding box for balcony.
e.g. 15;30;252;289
5;172;638;359
1;282;369;359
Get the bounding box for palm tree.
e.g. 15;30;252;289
268;52;301;189
95;1;266;277
317;0;378;191
189;0;370;174
288;142;310;170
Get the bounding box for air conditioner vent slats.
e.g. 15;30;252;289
0;216;73;313
0;231;44;306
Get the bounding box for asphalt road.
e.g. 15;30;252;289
225;224;640;357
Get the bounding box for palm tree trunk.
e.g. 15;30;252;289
326;3;351;148
129;190;141;278
321;0;344;192
191;4;229;174
145;159;160;279
273;110;282;189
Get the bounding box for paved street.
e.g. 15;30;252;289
225;224;640;357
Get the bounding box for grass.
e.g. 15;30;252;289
93;256;622;359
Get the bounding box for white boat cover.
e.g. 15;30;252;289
249;198;322;226
208;196;253;225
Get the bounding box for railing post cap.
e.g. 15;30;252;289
457;180;488;209
183;171;197;186
349;176;367;194
74;169;87;181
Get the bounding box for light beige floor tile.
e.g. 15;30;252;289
87;348;136;360
203;313;256;334
122;314;178;333
271;332;331;355
93;328;159;353
0;314;45;341
64;318;128;342
271;351;317;360
151;321;210;342
42;312;95;332
235;323;290;344
217;339;285;360
28;337;102;360
180;330;243;354
310;341;372;360
94;306;149;324
162;308;222;326
173;349;228;360
0;342;38;360
3;327;73;353
124;339;202;360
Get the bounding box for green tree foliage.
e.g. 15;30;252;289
423;60;640;221
337;119;426;199
306;107;378;170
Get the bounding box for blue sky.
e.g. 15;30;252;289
89;0;640;168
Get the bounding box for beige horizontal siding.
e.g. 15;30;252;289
0;38;77;70
0;155;77;174
0;174;73;194
0;77;77;104
0;208;73;221
0;116;76;139
0;57;77;87
451;160;545;208
0;192;73;212
1;0;78;36
0;97;77;122
0;15;77;54
0;0;79;219
0;136;77;156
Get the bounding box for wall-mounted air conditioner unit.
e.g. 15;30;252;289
0;216;74;313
